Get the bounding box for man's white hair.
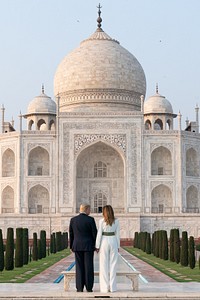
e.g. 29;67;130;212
80;203;90;213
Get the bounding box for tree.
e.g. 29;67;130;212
32;232;38;261
158;230;163;259
5;227;14;270
145;232;151;254
56;231;62;252
0;229;4;272
169;229;175;262
162;230;168;260
174;228;180;264
155;231;159;258
63;232;68;249
180;231;188;267
188;236;196;269
15;228;24;268
151;232;155;255
40;230;46;258
38;239;42;259
50;233;56;254
23;228;29;265
133;232;139;248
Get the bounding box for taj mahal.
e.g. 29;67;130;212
0;7;200;240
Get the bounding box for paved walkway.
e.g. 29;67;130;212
27;248;174;283
1;248;200;299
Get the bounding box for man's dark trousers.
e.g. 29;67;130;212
75;251;94;291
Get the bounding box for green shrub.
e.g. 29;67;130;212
15;228;24;267
162;230;168;260
180;231;188;267
174;228;180;264
32;232;38;261
38;239;42;259
5;227;14;270
133;232;139;248
170;229;175;262
56;231;62;252
151;232;155;255
40;230;46;258
158;230;163;259
23;228;29;265
155;231;159;258
189;236;196;269
63;232;68;249
145;232;151;254
0;229;4;271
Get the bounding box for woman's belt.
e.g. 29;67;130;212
102;232;115;236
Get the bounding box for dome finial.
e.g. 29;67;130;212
156;83;159;94
97;3;102;29
42;83;45;94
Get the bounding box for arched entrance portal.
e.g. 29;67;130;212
76;141;124;213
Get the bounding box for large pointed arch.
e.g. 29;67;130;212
76;141;124;213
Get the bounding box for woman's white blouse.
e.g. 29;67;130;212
96;218;120;249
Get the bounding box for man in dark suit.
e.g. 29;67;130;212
69;203;97;292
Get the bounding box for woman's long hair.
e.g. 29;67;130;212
103;205;115;226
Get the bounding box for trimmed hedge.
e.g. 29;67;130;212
189;236;195;269
180;231;188;267
5;227;14;270
0;229;4;271
32;232;38;261
23;228;29;265
15;228;24;268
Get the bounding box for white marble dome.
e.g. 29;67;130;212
54;28;146;112
27;90;56;115
144;92;173;114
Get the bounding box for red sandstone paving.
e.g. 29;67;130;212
27;248;174;283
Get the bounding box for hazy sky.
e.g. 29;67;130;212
1;0;200;129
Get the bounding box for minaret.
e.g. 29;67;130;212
19;111;22;133
178;111;182;131
1;104;5;133
11;116;14;128
185;117;189;128
195;104;199;133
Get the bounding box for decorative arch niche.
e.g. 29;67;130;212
2;186;14;213
151;146;172;175
186;148;199;177
28;146;49;176
151;184;172;213
2;148;15;177
186;185;199;213
28;184;49;214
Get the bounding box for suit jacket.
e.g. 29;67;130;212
69;213;97;251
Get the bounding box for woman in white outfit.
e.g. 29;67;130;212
96;205;120;293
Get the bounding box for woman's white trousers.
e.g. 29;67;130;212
99;236;118;292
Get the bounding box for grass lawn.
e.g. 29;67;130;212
0;249;70;283
124;246;200;282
